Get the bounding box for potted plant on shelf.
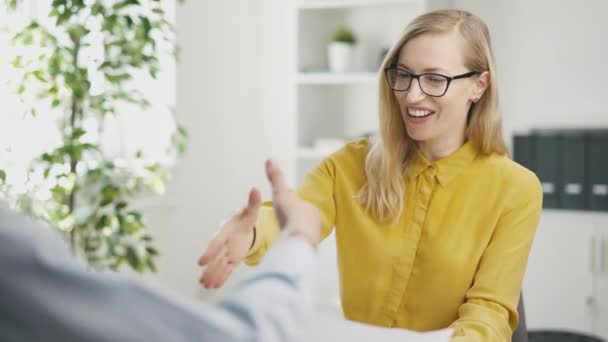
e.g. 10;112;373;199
328;26;356;73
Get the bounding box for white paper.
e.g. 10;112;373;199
297;314;453;342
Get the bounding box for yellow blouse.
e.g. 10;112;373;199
246;138;542;341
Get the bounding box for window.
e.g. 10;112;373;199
0;1;177;194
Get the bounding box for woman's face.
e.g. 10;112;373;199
393;30;488;148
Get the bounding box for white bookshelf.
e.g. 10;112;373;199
292;0;427;184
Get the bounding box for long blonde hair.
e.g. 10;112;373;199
357;9;508;223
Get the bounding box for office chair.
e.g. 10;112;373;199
528;331;604;342
514;294;605;342
513;294;528;342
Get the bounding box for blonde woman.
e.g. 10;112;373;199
198;9;542;341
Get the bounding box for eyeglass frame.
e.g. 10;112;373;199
384;67;480;97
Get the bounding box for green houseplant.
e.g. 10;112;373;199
328;25;357;73
2;0;186;273
332;26;356;44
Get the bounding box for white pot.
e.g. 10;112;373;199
328;41;354;73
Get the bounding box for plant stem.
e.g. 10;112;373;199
68;38;81;251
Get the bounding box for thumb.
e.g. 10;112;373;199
265;159;291;227
239;187;262;222
265;159;289;204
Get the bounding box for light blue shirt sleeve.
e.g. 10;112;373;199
0;202;317;342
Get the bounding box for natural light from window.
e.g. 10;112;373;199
0;1;177;195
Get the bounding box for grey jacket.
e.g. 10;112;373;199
0;202;316;342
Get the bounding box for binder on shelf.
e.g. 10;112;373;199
532;132;561;209
513;134;534;172
587;130;608;211
559;131;587;210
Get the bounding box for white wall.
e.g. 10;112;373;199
138;0;294;300
451;0;608;140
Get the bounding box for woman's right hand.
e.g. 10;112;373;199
197;188;261;289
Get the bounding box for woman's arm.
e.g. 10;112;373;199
449;176;543;341
245;157;338;265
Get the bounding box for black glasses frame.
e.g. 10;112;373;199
384;67;480;97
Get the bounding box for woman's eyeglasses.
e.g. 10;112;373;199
384;68;479;97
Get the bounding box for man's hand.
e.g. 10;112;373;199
265;159;321;247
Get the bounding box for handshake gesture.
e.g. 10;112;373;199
198;160;321;289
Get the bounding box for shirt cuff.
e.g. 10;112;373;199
247;204;279;257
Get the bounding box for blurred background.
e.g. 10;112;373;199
1;0;607;340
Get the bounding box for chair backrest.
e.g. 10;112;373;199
516;294;606;342
512;294;528;342
528;331;605;342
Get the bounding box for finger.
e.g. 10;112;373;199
201;260;227;288
199;250;221;285
265;159;289;203
206;259;230;289
238;187;262;222
201;248;230;288
198;230;227;266
214;263;236;288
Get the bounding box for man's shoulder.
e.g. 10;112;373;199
0;201;71;264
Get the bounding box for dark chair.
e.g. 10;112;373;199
513;293;528;342
528;331;604;342
513;294;605;342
